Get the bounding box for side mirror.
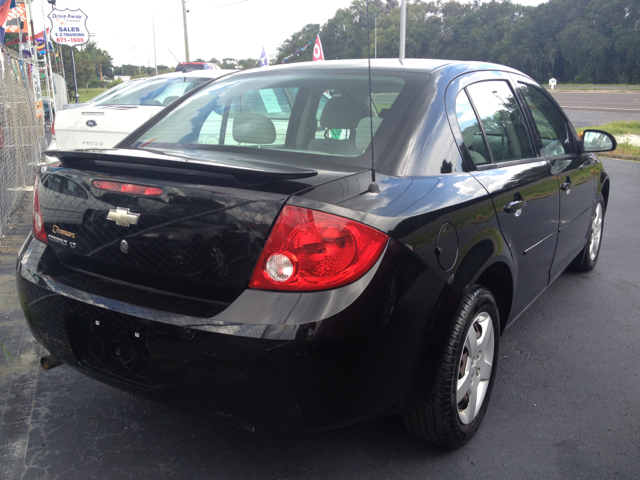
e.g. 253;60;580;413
580;129;617;153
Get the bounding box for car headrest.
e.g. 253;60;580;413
232;113;276;145
320;96;365;129
355;117;383;151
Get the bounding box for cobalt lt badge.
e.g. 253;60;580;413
107;208;140;227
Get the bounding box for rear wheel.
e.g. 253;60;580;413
403;286;500;449
569;196;605;272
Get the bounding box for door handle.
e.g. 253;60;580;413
504;199;525;214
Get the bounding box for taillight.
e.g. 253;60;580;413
33;176;48;244
51;121;55;137
92;180;163;196
249;205;388;291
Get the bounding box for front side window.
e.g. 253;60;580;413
518;83;574;157
466;81;534;163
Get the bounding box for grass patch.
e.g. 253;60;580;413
576;121;640;157
544;84;640;91
604;142;640;157
576;121;640;136
77;88;108;103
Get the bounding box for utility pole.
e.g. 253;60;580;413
153;16;158;75
374;17;377;58
399;0;406;64
182;0;190;62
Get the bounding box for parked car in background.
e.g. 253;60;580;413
175;62;221;73
45;70;230;163
24;60;614;448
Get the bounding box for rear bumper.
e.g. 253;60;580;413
17;234;456;429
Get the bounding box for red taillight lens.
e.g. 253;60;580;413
92;180;163;196
249;206;388;291
33;176;48;244
51;121;55;136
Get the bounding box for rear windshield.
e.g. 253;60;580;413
90;79;144;103
130;70;408;167
96;77;212;107
176;63;205;72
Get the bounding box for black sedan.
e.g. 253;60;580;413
18;59;614;449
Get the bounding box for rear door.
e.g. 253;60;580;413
514;79;596;279
449;71;559;315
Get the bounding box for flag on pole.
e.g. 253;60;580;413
259;47;268;67
0;0;16;26
312;35;324;61
4;2;26;33
0;0;16;44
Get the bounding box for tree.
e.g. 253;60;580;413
274;23;320;64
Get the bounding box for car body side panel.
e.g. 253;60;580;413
292;170;514;318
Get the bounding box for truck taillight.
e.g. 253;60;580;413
249;206;387;291
33;176;48;244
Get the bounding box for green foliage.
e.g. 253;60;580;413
271;0;640;83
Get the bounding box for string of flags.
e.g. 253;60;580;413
256;35;324;69
281;34;324;64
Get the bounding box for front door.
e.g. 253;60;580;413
515;81;596;279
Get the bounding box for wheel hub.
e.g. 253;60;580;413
457;311;494;425
589;203;603;261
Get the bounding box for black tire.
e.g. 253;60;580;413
402;286;500;449
569;195;605;272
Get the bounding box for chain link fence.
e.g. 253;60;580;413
0;47;47;242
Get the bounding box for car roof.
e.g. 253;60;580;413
158;69;229;79
229;58;530;81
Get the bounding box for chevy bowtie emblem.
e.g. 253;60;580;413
107;207;140;227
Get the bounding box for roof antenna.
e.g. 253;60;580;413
366;1;380;194
168;49;181;64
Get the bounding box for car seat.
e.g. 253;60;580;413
308;96;365;155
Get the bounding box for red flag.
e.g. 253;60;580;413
312;35;324;61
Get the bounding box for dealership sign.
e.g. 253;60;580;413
48;9;89;46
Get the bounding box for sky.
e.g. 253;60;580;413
27;0;547;69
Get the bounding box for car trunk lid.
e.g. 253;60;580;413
54;105;164;150
38;148;362;310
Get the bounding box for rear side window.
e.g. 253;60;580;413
518;83;574;157
466;81;534;163
455;90;490;165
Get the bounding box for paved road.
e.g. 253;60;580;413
550;91;640;128
1;158;638;479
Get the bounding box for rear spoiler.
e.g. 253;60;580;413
45;149;318;181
